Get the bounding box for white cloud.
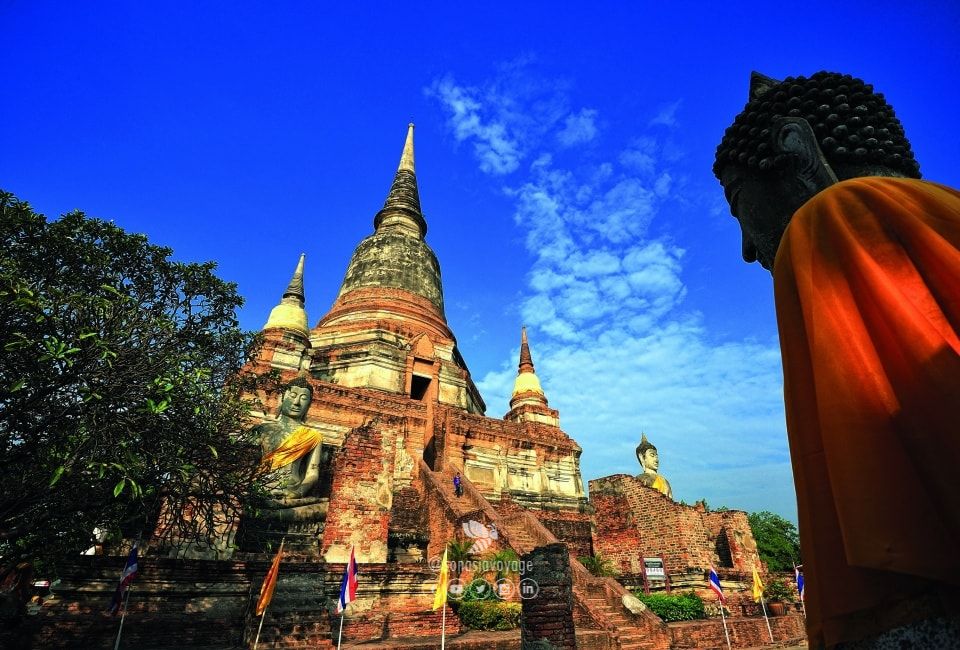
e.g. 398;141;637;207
432;69;794;521
557;108;598;147
649;99;682;127
426;77;523;175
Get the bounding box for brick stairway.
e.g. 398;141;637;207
418;460;671;650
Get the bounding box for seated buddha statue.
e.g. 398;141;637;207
636;433;672;500
253;376;326;522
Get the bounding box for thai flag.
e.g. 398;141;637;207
794;564;804;602
708;566;725;604
107;545;139;615
337;546;359;614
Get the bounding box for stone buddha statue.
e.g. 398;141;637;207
253;376;325;520
636;433;672;499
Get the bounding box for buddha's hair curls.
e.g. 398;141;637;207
713;71;920;179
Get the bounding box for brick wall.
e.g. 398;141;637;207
9;555;470;649
322;423;396;563
520;543;577;649
702;510;762;573
669;613;806;649
590;474;761;578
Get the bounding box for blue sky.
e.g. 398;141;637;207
4;1;959;522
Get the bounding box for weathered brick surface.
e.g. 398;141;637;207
8;555;477;648
322;423;395;563
589;474;762;579
520;543;577;649
668;612;806;649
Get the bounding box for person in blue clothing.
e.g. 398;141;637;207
453;472;463;498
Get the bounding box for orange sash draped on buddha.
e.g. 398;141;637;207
261;426;323;471
774;177;960;646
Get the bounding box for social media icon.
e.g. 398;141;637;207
448;579;465;600
495;579;514;599
519;578;539;599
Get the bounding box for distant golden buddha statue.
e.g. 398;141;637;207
255;376;323;503
636;433;672;499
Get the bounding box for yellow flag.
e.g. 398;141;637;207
752;567;765;603
432;548;449;611
256;540;285;616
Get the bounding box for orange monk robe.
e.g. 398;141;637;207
261;426;323;471
774;177;960;647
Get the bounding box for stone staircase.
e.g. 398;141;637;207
417;460;670;650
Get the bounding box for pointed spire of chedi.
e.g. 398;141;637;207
512;326;547;404
374;123;426;238
518;325;535;374
319;124;450;338
264;253;309;337
507;326;558;426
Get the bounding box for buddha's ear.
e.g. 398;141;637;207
771;117;839;191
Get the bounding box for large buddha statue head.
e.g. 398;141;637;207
636;433;659;475
278;375;313;422
713;71;920;273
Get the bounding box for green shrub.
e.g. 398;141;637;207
633;591;706;622
578;553;618;577
764;577;797;603
462;577;496;602
456;601;521;630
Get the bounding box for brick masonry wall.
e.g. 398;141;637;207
536;510;594;559
6;555;467;649
701;510;762;573
322;423;396;563
520;543;577;650
590;474;762;578
589;484;646;575
669;613;806;649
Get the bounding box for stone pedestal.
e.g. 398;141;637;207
521;543;577;649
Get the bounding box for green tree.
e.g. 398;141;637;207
748;511;801;572
446;539;475;580
484;548;519;583
578;553;618;577
0;192;268;581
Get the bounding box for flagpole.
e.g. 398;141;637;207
113;532;141;650
112;583;133;650
759;595;774;643
718;602;731;650
337;612;345;650
253;605;269;650
441;602;446;650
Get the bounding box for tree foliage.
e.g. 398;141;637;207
0;191;268;579
578;553;618;577
748;510;801;572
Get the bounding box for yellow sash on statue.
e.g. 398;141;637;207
261;426;323;471
651;475;669;497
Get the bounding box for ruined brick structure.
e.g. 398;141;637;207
589;474;762;589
